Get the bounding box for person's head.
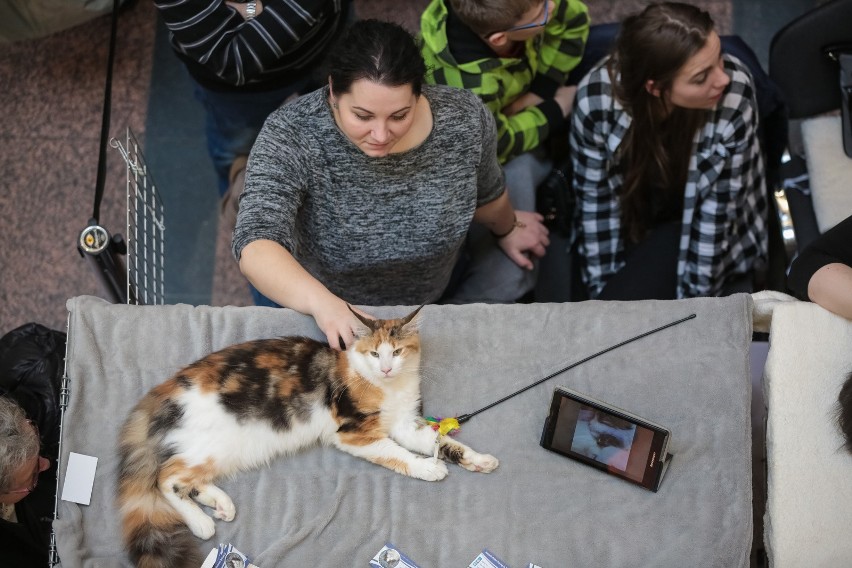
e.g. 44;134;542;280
326;19;427;157
450;0;554;48
611;2;729;113
608;3;729;243
0;397;48;505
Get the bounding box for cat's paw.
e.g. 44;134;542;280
411;457;449;481
213;496;236;522
186;512;216;540
460;452;499;473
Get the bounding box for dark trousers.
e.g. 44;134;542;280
594;221;754;301
597;222;681;301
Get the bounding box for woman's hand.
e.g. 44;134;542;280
239;239;376;350
496;210;550;270
311;299;376;350
225;0;264;20
503;92;544;116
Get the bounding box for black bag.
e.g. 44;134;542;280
0;323;66;457
536;159;575;237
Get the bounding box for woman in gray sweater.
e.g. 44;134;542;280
233;19;549;349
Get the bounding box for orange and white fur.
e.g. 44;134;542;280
117;307;498;568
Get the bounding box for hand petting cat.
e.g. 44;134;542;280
312;299;375;350
238;239;375;350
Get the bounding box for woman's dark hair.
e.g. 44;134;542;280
608;2;714;243
838;372;852;452
327;19;427;98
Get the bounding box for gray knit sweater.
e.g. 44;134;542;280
232;84;505;305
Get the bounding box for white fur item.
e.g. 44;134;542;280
750;290;798;333
801;115;852;233
763;300;852;566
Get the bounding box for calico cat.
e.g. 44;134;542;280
117;306;498;568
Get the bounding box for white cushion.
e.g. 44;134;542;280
801;115;852;232
764;299;852;565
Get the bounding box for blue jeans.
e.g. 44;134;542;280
192;79;312;196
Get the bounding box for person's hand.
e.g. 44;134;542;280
553;85;577;118
311;298;375;350
225;0;264;20
496;210;550;270
503;92;545;116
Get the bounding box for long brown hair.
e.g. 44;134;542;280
608;2;713;243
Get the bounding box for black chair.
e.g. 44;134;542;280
768;0;852;254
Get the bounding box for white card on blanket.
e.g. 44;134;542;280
61;452;98;506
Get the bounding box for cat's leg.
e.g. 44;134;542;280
438;437;499;474
334;434;449;481
391;420;498;473
390;420;443;456
192;484;236;522
158;460;217;539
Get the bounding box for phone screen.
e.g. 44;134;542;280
543;390;671;490
550;397;657;482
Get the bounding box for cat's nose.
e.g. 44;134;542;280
382;367;392;375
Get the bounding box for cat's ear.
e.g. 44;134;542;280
347;304;377;335
400;305;424;333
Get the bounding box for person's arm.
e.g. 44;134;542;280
788;214;852;319
807;263;852;320
232;109;368;349
491;0;589;161
473;192;549;269
471;99;549;268
238;240;366;348
569;68;620;298
531;0;590;95
153;0;338;85
682;58;767;297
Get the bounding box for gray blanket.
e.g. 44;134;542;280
54;295;753;567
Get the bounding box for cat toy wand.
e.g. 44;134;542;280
427;313;697;438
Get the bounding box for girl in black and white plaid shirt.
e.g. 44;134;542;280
569;2;768;300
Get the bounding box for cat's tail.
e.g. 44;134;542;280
117;400;202;568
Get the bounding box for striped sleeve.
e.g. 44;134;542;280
154;0;339;86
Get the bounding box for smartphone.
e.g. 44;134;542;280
539;386;673;492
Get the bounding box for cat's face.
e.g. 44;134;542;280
348;309;421;384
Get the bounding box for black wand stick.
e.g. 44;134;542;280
454;313;697;425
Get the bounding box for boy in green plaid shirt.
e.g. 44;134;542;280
420;0;589;303
420;0;589;164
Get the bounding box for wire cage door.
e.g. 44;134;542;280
51;128;165;566
112;127;166;305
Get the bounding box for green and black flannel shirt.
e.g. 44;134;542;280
420;0;589;164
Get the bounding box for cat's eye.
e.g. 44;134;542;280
393;349;402;356
370;351;379;358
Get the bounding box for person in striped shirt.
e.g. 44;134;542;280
153;0;351;196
